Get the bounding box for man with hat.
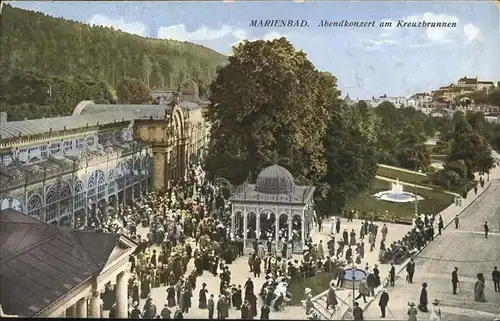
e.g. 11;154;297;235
207;294;215;319
353;301;363;321
378;288;389;318
130;301;141;318
160;303;171;319
451;267;459;295
143;297;157;318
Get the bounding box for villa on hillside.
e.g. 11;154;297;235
365;95;415;109
456;76;497;92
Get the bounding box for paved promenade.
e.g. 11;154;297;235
125;217;412;319
363;165;500;321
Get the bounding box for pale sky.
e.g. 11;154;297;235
8;1;500;99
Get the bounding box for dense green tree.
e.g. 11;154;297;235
448;117;494;176
430;159;469;191
0;69;116;120
116;77;151;104
317;101;378;215
203;38;338;185
396;144;431;171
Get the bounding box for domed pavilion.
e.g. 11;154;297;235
229;163;316;254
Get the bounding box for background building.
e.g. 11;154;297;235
0;80;210;225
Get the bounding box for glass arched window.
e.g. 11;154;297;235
116;163;125;191
97;170;106;200
58;182;72;217
74;180;85;210
45;188;58;222
108;169;117;195
63;141;73;154
27;195;43;219
125;159;133;186
133;156;140;181
114;131;123;144
87;170;105;202
50;143;61;155
86;136;95;147
87;171;98;200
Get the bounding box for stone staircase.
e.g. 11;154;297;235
305;289;353;320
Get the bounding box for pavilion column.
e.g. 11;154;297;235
256;214;260;240
288;215;292;241
76;297;87;318
301;213;305;244
116;271;129;318
231;213;235;235
90;289;101;318
243;212;247;249
275;216;279;242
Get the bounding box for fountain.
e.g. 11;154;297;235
373;179;424;203
343;267;367;288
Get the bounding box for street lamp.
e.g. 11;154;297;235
351;263;356;312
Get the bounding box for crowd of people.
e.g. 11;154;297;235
71;163;352;320
67;161;499;321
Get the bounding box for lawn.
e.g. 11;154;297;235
377;165;430;185
289;272;338;306
346;178;455;222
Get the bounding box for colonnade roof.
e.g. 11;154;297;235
73;100;176;116
0;112;136;140
0;208;122;317
1;97;205;141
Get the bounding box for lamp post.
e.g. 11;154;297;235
351;263;356;312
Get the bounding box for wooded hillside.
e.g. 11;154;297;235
0;4;227;95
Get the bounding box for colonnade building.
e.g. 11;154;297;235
0;79;210;225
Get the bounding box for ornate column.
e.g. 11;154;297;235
301;210;305;244
116;271;129;318
275;215;279;242
243;212;248;249
76;297;87;318
288;215;292;241
90;290;101;318
256;213;260;241
231;213;235;235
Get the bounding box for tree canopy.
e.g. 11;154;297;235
448;116;494;175
1;4;226;99
204;38;338;184
204;38;378;216
0;69;117;120
371;102;430;170
116;77;152;104
318;101;378;214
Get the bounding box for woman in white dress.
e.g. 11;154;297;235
429;299;442;321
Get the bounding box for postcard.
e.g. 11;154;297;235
0;1;499;320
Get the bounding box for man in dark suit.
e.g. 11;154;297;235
484;222;489;238
389;263;396;286
492;266;500;292
452;267;460;294
379;288;389;318
406;258;415;283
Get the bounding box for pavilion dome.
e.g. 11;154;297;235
255;164;295;194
